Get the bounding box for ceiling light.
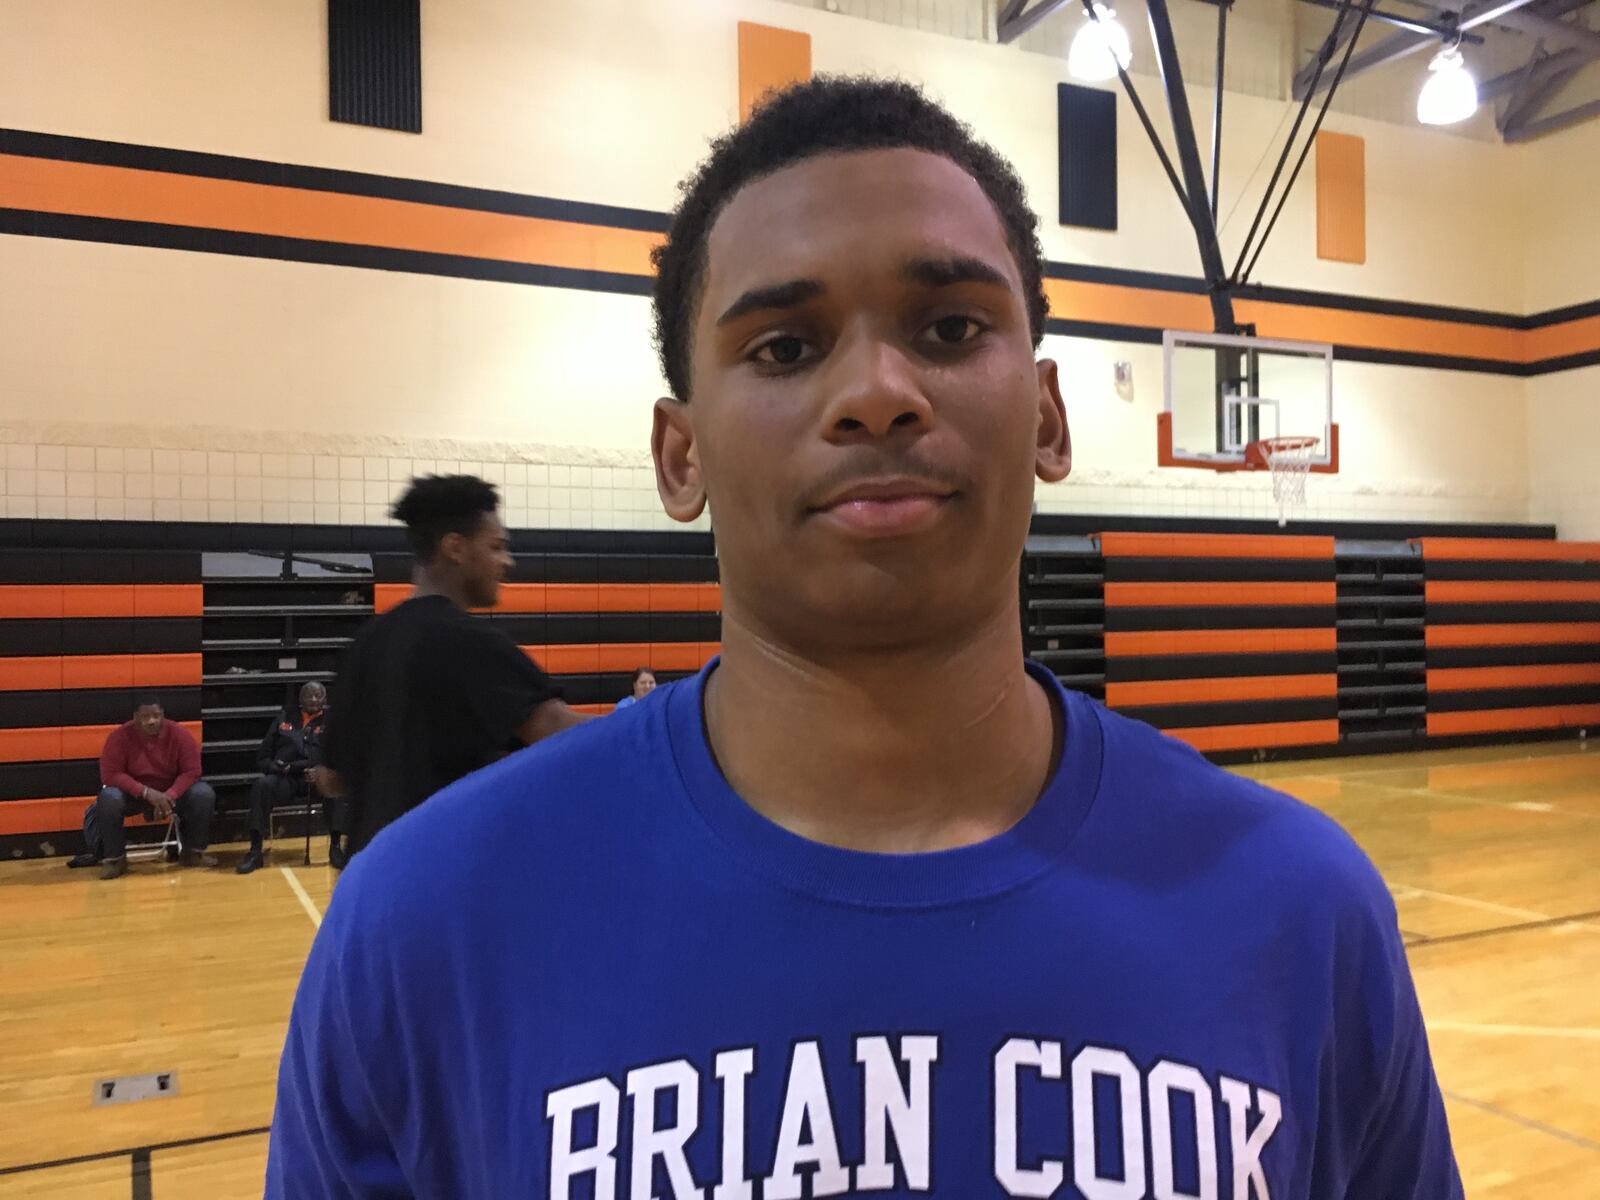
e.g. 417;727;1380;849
1417;44;1478;125
1068;4;1132;83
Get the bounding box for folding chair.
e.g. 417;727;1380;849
266;779;325;866
124;814;183;864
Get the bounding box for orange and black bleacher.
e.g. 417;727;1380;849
1098;532;1341;754
1420;538;1600;737
4;514;1596;859
371;533;720;714
0;549;204;857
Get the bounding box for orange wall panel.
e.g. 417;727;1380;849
738;22;811;121
1315;131;1365;264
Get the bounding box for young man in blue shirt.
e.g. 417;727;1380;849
269;78;1461;1198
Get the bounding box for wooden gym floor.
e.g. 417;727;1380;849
0;740;1596;1197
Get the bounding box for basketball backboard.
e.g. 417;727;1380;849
1159;330;1339;474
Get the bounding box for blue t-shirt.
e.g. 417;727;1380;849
268;661;1461;1198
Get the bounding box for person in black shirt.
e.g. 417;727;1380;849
236;681;328;875
318;475;589;862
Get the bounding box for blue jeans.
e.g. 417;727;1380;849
94;782;215;860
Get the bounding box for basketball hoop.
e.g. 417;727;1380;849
1247;435;1320;527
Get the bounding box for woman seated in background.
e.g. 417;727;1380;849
614;667;656;709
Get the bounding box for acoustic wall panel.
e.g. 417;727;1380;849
1058;83;1118;231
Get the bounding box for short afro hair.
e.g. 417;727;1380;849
651;76;1049;402
391;474;500;563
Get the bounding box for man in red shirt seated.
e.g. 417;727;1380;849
93;694;217;880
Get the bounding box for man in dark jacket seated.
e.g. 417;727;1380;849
236;682;328;875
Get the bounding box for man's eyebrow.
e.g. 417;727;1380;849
901;256;1010;289
715;279;825;326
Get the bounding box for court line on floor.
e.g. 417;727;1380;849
280;866;323;929
1430;1020;1600;1042
1306;773;1600;819
1442;1089;1600;1155
1261;747;1596;783
0;1126;270;1178
1404;907;1600;948
1388;883;1551;922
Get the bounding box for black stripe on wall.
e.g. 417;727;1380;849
1425;602;1600;624
1104;558;1336;583
0;761;101;802
1426;644;1600;669
1115;696;1338;729
0;689;202;730
1425;560;1600;581
0;129;671;234
0;619;200;657
1104;606;1337;632
1105;651;1338;682
0;209;655;298
1428;684;1600;712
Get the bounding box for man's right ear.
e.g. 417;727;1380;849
652;398;707;523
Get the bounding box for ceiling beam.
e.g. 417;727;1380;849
1502;93;1600;138
1495;5;1600;50
997;0;1072;42
1294;0;1546;98
1498;57;1586;130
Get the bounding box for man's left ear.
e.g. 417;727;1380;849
1034;358;1072;483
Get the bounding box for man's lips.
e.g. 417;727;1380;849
808;479;957;537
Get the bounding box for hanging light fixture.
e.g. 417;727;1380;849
1068;3;1133;83
1416;42;1478;125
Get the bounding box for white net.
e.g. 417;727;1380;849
1258;436;1320;527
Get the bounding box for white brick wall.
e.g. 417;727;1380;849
1;429;1539;531
0;434;709;532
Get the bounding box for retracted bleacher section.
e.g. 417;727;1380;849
1421;538;1600;738
0;550;204;856
371;533;721;713
1097;533;1341;754
1026;528;1599;759
5;517;1596;858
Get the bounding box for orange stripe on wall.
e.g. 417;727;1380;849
3;149;1593;370
0;721;203;764
1043;279;1213;334
738;22;812;121
1164;719;1340;752
0;654;201;691
0;153;661;279
1417;538;1600;562
1098;532;1335;560
523;643;719;675
1107;674;1337;707
1233;296;1527;364
1424;623;1600;648
1427;705;1600;736
1426;580;1600;604
0;584;202;619
1427;664;1600;692
1104;628;1337;657
1315;131;1365;265
1525;312;1600;363
1105;581;1334;608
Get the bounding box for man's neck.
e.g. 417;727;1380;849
411;568;471;610
705;600;1060;855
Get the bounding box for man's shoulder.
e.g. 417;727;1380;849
1088;699;1390;917
333;709;662;906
